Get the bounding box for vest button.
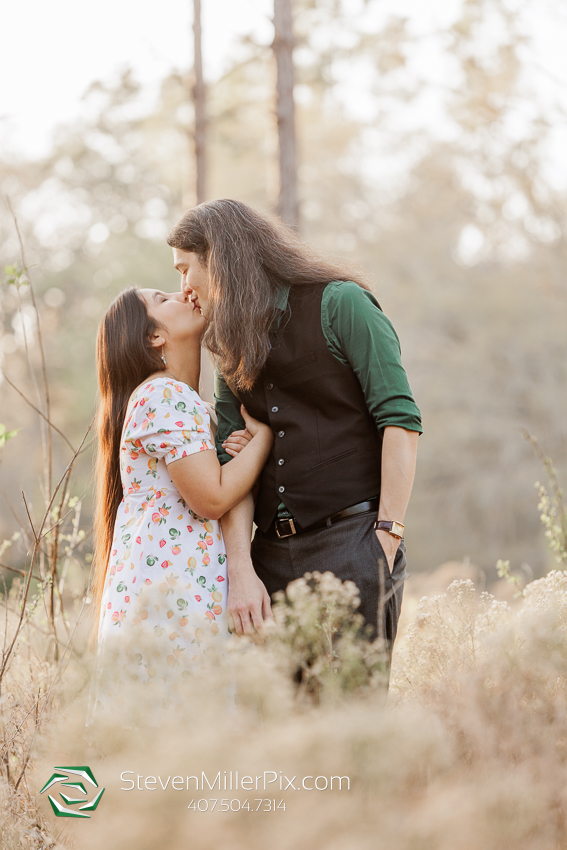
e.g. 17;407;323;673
278;430;285;438
266;382;274;390
278;458;285;466
278;485;285;494
271;406;279;413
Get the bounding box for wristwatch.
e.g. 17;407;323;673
374;520;405;539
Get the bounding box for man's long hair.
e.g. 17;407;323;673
90;287;163;649
167;199;371;392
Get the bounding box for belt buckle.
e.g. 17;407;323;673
276;517;297;538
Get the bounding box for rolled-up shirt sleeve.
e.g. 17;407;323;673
213;370;246;465
321;281;423;434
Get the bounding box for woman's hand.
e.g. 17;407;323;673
220;406;270;457
222;428;253;457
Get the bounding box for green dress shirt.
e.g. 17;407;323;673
213;280;422;514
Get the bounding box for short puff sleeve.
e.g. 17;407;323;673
123;378;215;466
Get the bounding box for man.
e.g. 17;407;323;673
168;199;422;650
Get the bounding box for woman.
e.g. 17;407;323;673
86;285;272;723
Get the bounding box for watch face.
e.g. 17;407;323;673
391;521;404;538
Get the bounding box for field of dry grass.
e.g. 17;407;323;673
2;548;567;850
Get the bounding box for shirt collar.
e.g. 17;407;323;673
275;284;291;312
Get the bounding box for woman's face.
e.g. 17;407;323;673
138;288;205;348
172;248;211;317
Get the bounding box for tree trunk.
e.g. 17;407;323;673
273;0;299;229
193;0;207;204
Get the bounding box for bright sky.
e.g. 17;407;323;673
0;0;273;159
1;0;567;170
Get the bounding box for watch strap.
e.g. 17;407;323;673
374;520;405;539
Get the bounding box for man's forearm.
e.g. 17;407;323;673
376;426;419;567
220;492;273;638
378;426;419;523
220;493;255;570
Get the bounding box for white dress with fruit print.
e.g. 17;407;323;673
86;375;228;723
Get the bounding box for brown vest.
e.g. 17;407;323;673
239;282;383;531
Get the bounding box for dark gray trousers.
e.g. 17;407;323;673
251;511;408;646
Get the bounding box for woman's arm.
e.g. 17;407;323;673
168;406;273;520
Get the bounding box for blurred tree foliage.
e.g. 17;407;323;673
0;0;566;578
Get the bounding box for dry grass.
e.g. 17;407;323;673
1;560;567;849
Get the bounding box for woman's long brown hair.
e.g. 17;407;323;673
90;287;163;649
167;199;371;392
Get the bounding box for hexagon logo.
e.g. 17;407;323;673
40;766;105;818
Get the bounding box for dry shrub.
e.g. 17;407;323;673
0;597;74;850
0;778;59;850
267;570;390;703
391;578;512;700
392;573;567;846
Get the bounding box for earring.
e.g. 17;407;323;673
161;345;166;366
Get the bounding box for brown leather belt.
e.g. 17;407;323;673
272;499;379;539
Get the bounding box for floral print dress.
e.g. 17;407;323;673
87;376;228;723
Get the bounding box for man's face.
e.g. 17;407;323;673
173;247;211;317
